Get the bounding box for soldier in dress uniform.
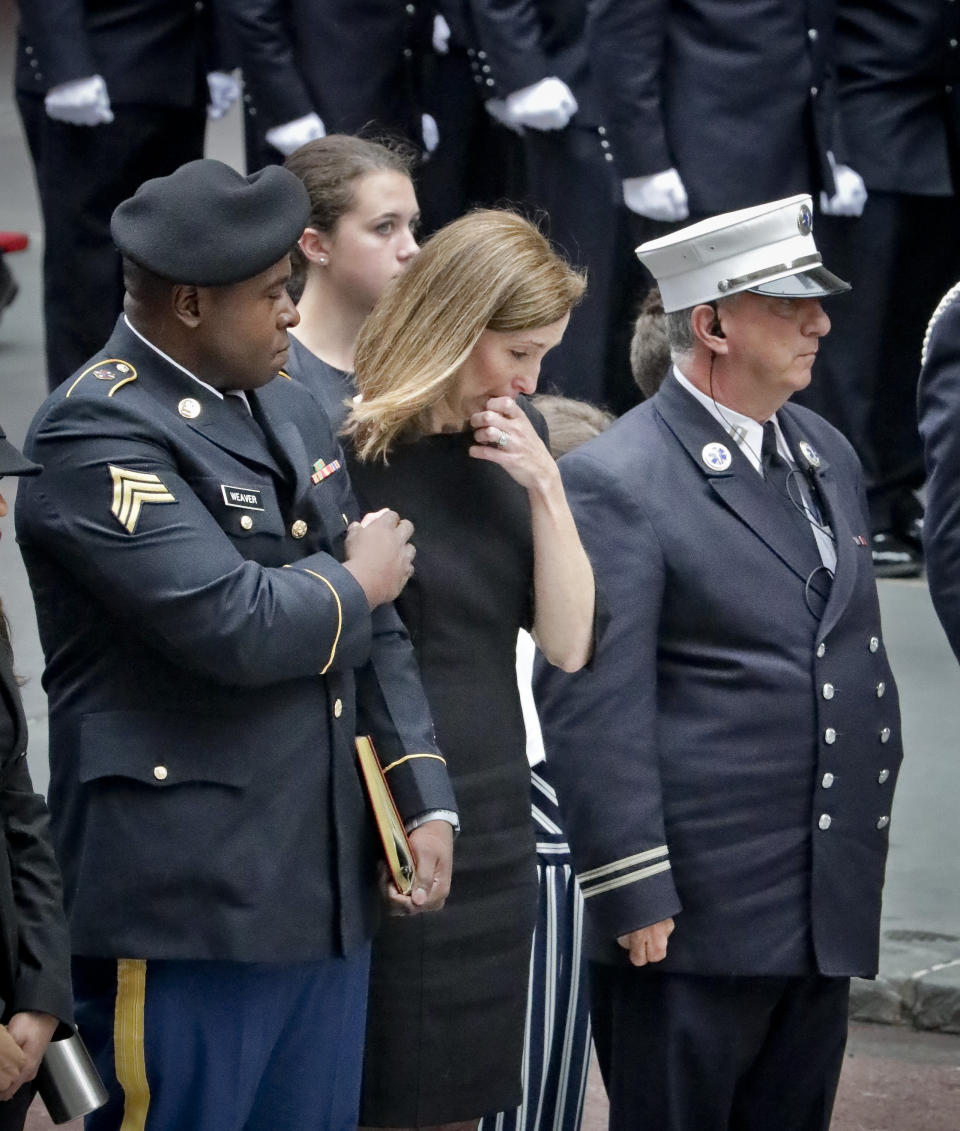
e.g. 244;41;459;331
15;159;457;1131
534;196;903;1131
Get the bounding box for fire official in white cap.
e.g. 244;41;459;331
535;195;902;1131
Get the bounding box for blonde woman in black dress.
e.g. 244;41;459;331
346;210;597;1131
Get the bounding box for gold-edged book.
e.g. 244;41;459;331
356;736;416;896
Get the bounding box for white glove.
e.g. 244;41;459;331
207;71;242;120
422;112;439;154
265;111;326;156
44;75;113;126
504;77;578;131
819;151;868;217
622;169;689;222
485;98;524;134
432;14;451;54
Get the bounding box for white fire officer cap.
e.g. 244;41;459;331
635;194;850;313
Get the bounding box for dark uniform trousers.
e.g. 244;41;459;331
15;316;457;1129
534;375;902;1131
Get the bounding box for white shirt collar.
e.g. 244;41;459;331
671;364;790;473
123;315;251;412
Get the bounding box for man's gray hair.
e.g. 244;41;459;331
664;305;698;362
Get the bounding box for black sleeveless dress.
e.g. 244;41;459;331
349;427;541;1126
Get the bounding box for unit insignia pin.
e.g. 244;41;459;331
702;442;732;471
178;397;201;419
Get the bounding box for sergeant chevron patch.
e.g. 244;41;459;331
109;465;176;533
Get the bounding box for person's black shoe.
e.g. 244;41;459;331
871;531;923;579
0;257;18;324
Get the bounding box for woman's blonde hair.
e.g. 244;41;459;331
345;209;586;461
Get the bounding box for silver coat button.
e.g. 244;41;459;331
878;769;890;784
876;681;886;698
869;636;879;653
818;813;832;830
822;773;834;789
876;815;890;830
822;682;835;700
824;727;837;744
816;642;826;658
880;727;891;743
808;27;819;41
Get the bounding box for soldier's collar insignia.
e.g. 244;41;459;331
66;358;138;398
178;397;202;419
701;442;732;471
109;466;175;533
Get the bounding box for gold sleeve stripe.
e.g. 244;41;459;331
577;845;669;885
115;959;150;1131
65;358;138;398
382;752;448;774
109;466;175;533
581;859;672;899
297;568;343;674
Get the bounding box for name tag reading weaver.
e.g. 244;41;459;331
355;736;416;896
220;484;265;510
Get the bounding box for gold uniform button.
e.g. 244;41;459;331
240;515;253;530
154;765;168;781
333;698;343;718
178;397;201;419
291;519;308;539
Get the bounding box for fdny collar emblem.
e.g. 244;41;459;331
701;442;732;471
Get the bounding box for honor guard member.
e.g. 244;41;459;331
919;283;960;663
534;196;903;1131
14;0;229;391
15;159;457;1131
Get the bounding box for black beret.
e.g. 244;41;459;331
0;424;41;477
110;159;311;286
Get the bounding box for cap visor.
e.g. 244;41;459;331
750;265;851;299
0;438;41;477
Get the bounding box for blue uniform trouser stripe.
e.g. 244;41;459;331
74;949;370;1131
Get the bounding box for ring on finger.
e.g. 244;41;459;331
497;429;509;449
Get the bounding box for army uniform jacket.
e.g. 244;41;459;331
534;375;902;977
16;316;456;963
0;641;73;1029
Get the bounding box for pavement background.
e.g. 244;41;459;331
1;1;959;1126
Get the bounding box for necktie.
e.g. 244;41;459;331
761;420;796;510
